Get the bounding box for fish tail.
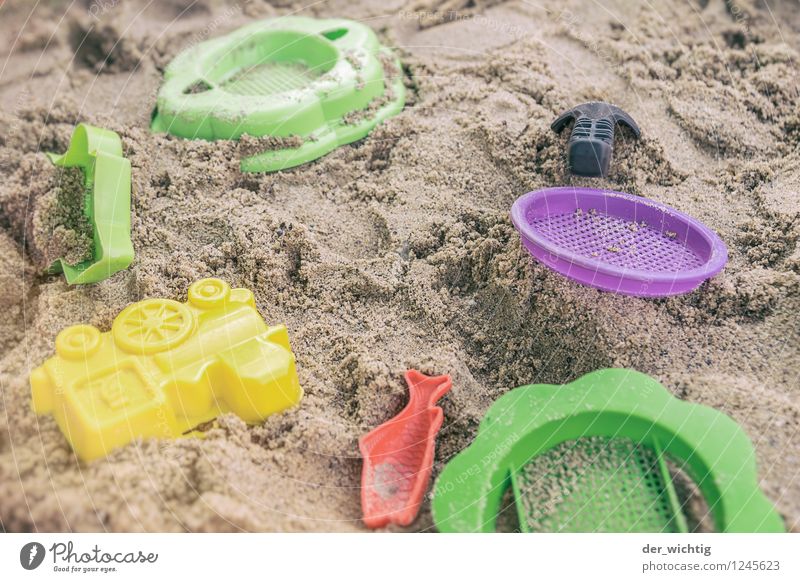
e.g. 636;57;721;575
405;369;452;408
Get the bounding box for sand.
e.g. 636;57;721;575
1;160;94;270
0;0;798;532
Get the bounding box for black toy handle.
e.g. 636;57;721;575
551;101;640;177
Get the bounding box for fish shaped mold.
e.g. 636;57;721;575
359;370;452;528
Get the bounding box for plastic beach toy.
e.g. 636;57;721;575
510;187;727;296
432;369;784;533
551;101;640;177
151;17;406;173
46;123;133;284
31;278;302;461
359;370;452;528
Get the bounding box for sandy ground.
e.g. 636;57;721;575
0;0;798;532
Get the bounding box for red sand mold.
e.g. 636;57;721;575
359;370;451;529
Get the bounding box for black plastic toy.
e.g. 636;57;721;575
551;101;640;178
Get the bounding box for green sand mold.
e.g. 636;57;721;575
46;124;133;285
151;17;406;173
432;369;784;533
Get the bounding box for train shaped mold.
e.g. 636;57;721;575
31;278;302;461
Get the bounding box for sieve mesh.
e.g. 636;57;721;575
512;436;688;533
221;61;323;96
531;210;704;273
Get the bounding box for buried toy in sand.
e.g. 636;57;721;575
511;187;728;297
359;370;452;528
551;101;640;178
432;369;784;533
44;123;134;284
151;17;405;173
30;278;302;461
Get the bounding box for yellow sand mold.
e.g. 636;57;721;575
31;278;302;461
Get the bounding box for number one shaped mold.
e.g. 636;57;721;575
46;123;133;284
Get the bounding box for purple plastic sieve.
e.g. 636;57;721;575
510;187;728;297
